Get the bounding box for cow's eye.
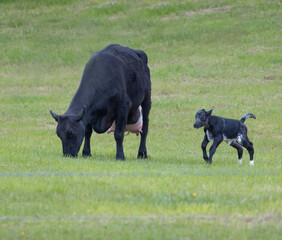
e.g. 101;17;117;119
200;116;205;121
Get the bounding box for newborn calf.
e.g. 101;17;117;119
194;109;256;165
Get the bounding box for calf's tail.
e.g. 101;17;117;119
240;113;256;123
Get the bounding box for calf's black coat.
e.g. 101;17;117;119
194;109;256;165
50;44;151;159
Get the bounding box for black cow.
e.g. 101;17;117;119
50;44;151;160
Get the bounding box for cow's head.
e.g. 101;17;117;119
50;109;86;157
194;109;213;129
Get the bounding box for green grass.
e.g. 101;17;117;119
0;0;281;239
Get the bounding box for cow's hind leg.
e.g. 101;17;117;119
82;124;93;157
114;99;130;160
138;95;151;158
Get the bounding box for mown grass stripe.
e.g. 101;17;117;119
0;171;280;177
0;216;280;222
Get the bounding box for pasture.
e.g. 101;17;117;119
0;0;281;239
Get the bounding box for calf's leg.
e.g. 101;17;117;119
201;134;209;161
208;136;223;164
242;136;254;166
230;142;243;164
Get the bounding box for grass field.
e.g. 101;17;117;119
0;0;281;239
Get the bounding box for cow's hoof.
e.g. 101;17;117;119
116;154;125;160
64;154;77;158
82;153;91;157
137;152;147;159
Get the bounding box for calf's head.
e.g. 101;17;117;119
50;109;85;157
194;109;213;129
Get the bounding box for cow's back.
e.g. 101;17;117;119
82;44;150;100
67;44;150;117
102;44;150;100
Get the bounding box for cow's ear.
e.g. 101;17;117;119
75;107;86;122
207;109;213;116
50;110;60;122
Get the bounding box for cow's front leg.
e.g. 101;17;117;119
138;95;151;158
201;134;209;161
114;100;129;160
82;124;93;157
208;136;223;164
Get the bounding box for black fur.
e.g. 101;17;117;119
194;109;256;165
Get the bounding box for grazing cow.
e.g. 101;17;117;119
50;44;151;160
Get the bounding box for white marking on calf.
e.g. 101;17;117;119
237;134;243;144
249;160;254;166
223;134;236;145
206;130;214;141
207;132;243;147
238;158;242;164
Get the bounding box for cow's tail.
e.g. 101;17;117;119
240;113;256;123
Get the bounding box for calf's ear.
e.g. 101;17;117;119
207;109;213;116
50;110;60;122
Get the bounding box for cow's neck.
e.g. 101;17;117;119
65;87;93;121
